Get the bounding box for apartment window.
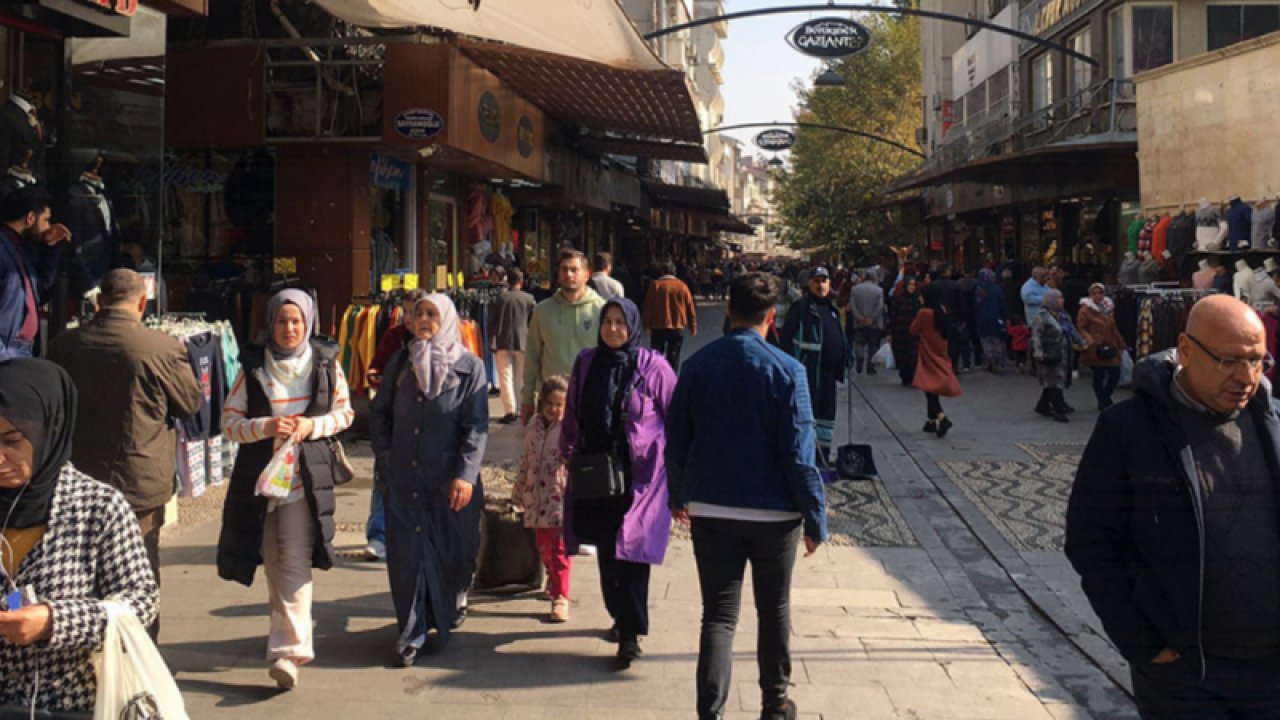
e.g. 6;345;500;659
1207;4;1280;51
1109;7;1127;79
988;66;1010;109
1032;53;1054;111
1131;5;1175;74
1068;27;1093;96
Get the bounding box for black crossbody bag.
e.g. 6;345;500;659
568;361;636;503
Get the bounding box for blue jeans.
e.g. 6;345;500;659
367;485;386;544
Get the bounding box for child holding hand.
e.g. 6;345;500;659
513;375;572;622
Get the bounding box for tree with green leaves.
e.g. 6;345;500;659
772;8;922;262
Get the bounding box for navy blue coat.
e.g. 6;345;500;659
973;284;1008;338
370;349;488;651
1065;350;1280;678
0;226;59;360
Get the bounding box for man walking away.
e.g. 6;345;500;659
667;272;827;720
849;272;886;374
1066;294;1280;718
0;186;70;360
47;268;203;639
779;266;847;464
589;252;625;300
521;249;606;424
489;269;536;424
642;261;698;372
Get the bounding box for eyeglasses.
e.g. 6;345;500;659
1185;333;1275;375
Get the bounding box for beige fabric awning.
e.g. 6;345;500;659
309;0;666;71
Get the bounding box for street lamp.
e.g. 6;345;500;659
767;156;785;169
814;65;845;87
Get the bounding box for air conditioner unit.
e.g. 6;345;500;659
916;127;928;147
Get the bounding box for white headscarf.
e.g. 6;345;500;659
408;293;466;398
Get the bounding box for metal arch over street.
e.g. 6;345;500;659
707;122;926;159
645;4;1099;67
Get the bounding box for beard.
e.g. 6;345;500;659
19;225;42;248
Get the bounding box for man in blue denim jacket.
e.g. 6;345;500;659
0;187;68;360
667;272;827;720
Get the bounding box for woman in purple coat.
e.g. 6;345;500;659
561;297;676;668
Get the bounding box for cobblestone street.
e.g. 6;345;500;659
160;303;1138;719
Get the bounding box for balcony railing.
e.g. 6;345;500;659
924;78;1136;175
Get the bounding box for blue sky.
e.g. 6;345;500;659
719;1;893;157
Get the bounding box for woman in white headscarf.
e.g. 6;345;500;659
370;293;488;666
218;288;354;690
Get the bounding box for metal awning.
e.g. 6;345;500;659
642;180;730;212
710;216;757;235
576;136;708;164
460;40;702;144
889;136;1137;193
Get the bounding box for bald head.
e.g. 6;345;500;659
1178;294;1268;414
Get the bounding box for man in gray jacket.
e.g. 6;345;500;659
488;268;536;424
848;273;886;374
47;268;202;638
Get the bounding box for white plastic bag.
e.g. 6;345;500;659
255;438;297;499
1119;349;1135;388
94;600;189;720
873;342;894;370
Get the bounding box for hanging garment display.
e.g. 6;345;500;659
65;174;120;295
0;95;45;187
1254;204;1277;249
1226;197;1254;251
1196;201;1228;251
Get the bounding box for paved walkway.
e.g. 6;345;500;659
159;301;1138;719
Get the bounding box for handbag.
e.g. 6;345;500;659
93;600;189;720
1095;344;1118;361
329;437;355;485
568;359;636;503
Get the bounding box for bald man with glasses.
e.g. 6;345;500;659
1066;294;1280;717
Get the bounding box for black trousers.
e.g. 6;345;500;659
1132;654;1280;719
596;550;651;639
691;516;801;720
650;328;685;371
925;392;943;420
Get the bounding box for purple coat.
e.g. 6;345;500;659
560;347;676;565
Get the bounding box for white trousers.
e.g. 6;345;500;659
495;350;525;416
262;498;315;664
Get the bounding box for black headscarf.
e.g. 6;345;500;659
0;359;77;529
579;298;643;455
920;284;950;337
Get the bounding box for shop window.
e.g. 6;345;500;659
1108;7;1127;79
1031;53;1053;111
1207;4;1280;51
1131;5;1175;74
1068;27;1093;97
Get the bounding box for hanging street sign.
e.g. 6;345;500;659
754;128;797;152
786;17;872;59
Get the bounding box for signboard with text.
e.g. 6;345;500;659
754;128;797;152
786;17;871;59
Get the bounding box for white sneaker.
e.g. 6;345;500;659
365;540;386;561
269;658;298;690
580;544;597;556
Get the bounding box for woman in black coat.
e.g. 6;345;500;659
888;275;922;385
217;289;354;690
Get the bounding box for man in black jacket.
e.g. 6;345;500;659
779;266;847;465
1066;294;1280;717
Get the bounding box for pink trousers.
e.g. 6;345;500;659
535;527;571;600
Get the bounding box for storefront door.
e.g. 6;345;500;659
426;194;456;290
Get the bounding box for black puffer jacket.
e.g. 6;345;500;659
1065;350;1280;677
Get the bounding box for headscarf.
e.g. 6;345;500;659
975;268;996;305
0;359;76;530
579;298;644;455
266;289;316;360
1081;283;1116;315
408;293;465;399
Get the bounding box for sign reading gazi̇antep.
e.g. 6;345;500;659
787;17;872;59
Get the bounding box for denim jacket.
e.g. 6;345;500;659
0;226;59;360
665;328;827;541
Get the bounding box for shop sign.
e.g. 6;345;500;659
754;129;796;152
478;92;501;143
786;17;871;59
393;108;444;140
517;115;535;159
78;0;137;16
370;153;411;193
1020;0;1096;40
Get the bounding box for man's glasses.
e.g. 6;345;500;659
1185;333;1275;375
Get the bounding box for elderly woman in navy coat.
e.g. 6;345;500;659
370;293;488;667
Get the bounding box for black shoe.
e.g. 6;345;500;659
1052;412;1069;423
855;360;864;374
867;367;877;375
451;607;468;630
488;388;500;397
936;417;953;438
395;647;417;667
1062;404;1076;414
617;636;642;666
923;420;937;433
605;624;620;643
498;413;518;425
1034;404;1052;417
761;699;798;720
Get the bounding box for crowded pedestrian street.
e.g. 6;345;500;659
149;301;1130;720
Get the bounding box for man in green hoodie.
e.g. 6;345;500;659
521;248;606;424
